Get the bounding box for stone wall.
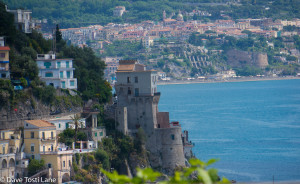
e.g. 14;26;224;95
227;49;268;68
155;127;185;172
0;98;82;130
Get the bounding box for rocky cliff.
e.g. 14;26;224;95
227;49;268;68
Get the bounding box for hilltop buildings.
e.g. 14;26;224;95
6;6;35;34
36;53;78;90
113;6;126;17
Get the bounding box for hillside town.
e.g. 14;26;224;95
44;8;300;83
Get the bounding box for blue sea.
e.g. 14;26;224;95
158;79;300;182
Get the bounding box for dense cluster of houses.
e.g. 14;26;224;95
58;9;300;49
0;109;106;184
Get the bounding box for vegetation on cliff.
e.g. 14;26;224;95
0;2;111;110
102;158;230;184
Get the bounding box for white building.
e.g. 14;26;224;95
113;6;126;17
6;6;35;34
36;54;77;90
46;115;86;134
143;36;154;49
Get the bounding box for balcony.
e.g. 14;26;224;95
134;92;161;97
0;67;9;71
41;137;56;142
9;140;16;146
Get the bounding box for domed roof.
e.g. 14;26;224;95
177;10;183;21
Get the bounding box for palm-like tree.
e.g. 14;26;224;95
70;114;81;143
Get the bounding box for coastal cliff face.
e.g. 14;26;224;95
0;90;82;129
227;49;268;68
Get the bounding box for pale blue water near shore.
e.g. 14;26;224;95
158;79;300;182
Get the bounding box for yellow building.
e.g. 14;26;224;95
0;129;22;181
24;120;72;183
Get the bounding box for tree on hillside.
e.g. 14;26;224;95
56;24;62;43
71;114;81;143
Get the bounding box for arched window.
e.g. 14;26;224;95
2;159;7;168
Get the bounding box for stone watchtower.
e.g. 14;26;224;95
115;60;185;172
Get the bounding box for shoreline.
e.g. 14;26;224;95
157;76;300;85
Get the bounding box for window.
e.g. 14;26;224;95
100;132;103;136
70;80;74;86
67;71;70;78
45;72;53;77
43;146;45;152
66;61;69;68
95;132;97;137
31;132;34;138
51;132;53;139
135;76;138;83
31;145;34;152
127;77;131;83
51;145;53;151
63;161;65;167
60;71;63;78
16;161;19;165
42;132;45;139
44;62;51;69
48;163;52;168
128;87;131;95
171;134;175;140
66;123;69;128
135;88;139;97
61;81;66;89
3;146;5;154
69;160;71;167
0;53;5;58
59;124;61;128
57;62;61;68
31;155;34;159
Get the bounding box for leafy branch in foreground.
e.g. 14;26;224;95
101;158;231;184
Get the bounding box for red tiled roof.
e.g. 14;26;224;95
0;46;10;51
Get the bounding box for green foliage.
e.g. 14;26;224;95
61;45;112;103
58;128;87;147
32;84;56;105
234;65;263;76
286;55;298;61
3;0;300;29
0;79;14;108
28;159;45;176
0;2;16;44
102;158;230;184
102;40;143;59
56;24;63;43
134;128;146;153
95;149;110;170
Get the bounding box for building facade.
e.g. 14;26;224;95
0;129;24;181
24;120;72;184
36;54;77;89
0;37;10;79
6;6;35;34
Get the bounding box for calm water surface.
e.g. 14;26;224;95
158;79;300;182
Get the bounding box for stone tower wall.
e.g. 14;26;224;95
155;127;185;170
227;49;268;68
